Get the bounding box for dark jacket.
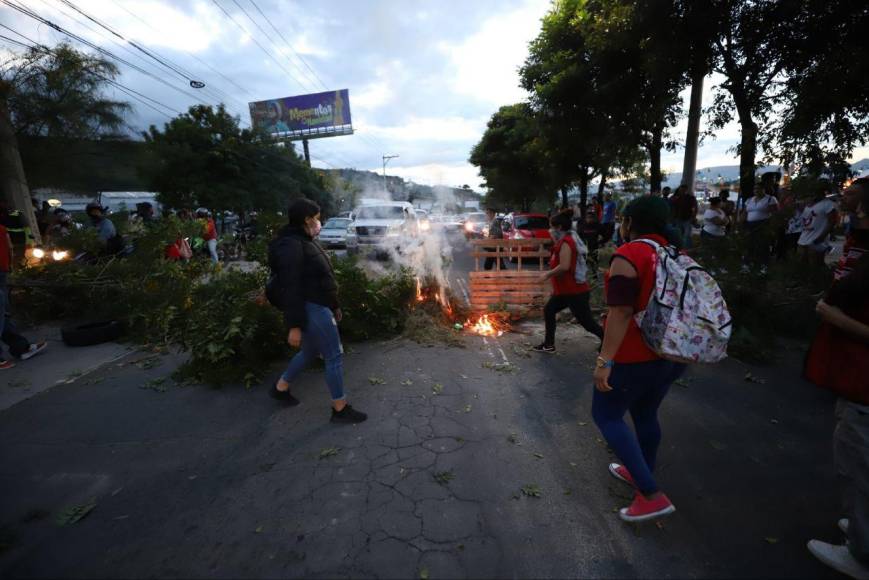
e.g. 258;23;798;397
268;225;339;329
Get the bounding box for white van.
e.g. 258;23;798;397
353;201;418;245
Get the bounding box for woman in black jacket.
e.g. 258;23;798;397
268;198;367;424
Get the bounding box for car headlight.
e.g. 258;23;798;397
420;221;431;232
32;247;45;259
347;226;355;235
464;222;474;232
52;250;69;261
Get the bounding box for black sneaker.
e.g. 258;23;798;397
331;404;367;424
271;383;300;406
532;344;556;354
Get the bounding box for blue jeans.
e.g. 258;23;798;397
282;302;345;401
0;272;30;358
592;359;686;495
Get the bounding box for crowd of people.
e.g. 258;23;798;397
479;177;869;564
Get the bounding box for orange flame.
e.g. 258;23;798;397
415;277;425;302
465;314;506;337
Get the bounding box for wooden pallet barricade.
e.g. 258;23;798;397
469;239;551;313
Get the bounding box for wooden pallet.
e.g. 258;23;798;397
469;239;550;313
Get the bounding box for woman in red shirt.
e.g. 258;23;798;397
592;196;686;523
533;211;602;353
533;210;603;353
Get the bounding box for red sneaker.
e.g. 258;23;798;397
619;492;675;522
0;359;14;370
608;463;636;488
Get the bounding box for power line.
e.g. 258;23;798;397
0;29;179;119
37;0;238;113
2;0;208;105
108;0;254;98
246;0;330;91
208;0;310;94
228;0;322;93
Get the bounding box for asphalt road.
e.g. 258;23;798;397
0;232;843;579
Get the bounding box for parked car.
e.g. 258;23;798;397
317;217;358;249
463;212;489;239
353;201;418;247
502;212;552;257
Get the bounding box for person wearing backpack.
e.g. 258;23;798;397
533;211;603;353
591;196;689;523
267;198;367;424
805;177;869;578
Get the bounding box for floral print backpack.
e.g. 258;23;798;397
633;239;732;363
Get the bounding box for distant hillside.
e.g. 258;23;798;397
658;159;869;189
325;168;481;211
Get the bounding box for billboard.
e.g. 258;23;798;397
248;89;352;138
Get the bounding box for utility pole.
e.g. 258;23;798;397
302;138;311;167
382;154;398;193
680;71;704;195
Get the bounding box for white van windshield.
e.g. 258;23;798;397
356;206;406;220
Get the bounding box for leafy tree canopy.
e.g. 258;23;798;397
1;42;129;139
142;104;331;215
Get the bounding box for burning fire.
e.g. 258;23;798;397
464;314;507;337
415;277;453;317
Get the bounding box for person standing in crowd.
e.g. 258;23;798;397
701;196;728;249
269;198;367;424
533;211;603;353
805;177;869;578
483;207;506;271
592;196;686;522
85;202;116;242
718;189;736;234
196;208;219;263
797;184;839;266
783;198;806;258
579;210;604;275
739;184;779;273
670;185;698;249
601;193;618;244
661;186;672;200
1;219;47;370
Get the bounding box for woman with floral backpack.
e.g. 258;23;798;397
592;196;687;523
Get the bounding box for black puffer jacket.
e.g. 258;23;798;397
268;225;339;329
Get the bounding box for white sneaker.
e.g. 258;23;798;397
807;540;869;579
841;518;850;535
19;341;47;361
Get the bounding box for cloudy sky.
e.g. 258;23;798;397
4;0;865;191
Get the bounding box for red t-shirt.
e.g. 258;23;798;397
550;234;590;295
0;224;9;273
604;234;668;363
834;228;869;281
203;218;217;241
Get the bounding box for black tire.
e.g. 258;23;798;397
61;320;125;347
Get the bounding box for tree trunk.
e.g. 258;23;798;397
578;169;589;218
681;71;704;194
648;124;663;193
0;90;41;245
739;117;758;200
597;171;608;197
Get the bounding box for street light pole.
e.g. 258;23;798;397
382;154;398;193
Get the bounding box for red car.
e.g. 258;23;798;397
502;212;552;259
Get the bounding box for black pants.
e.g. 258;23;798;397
544;292;603;346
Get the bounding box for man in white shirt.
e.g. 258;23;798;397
739;185;779;273
798;187;838;265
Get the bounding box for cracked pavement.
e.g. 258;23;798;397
0;318;844;578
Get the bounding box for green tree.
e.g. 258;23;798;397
2;42;129;139
773;0;869;181
705;1;805;196
143;104;331;215
469;103;553;211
